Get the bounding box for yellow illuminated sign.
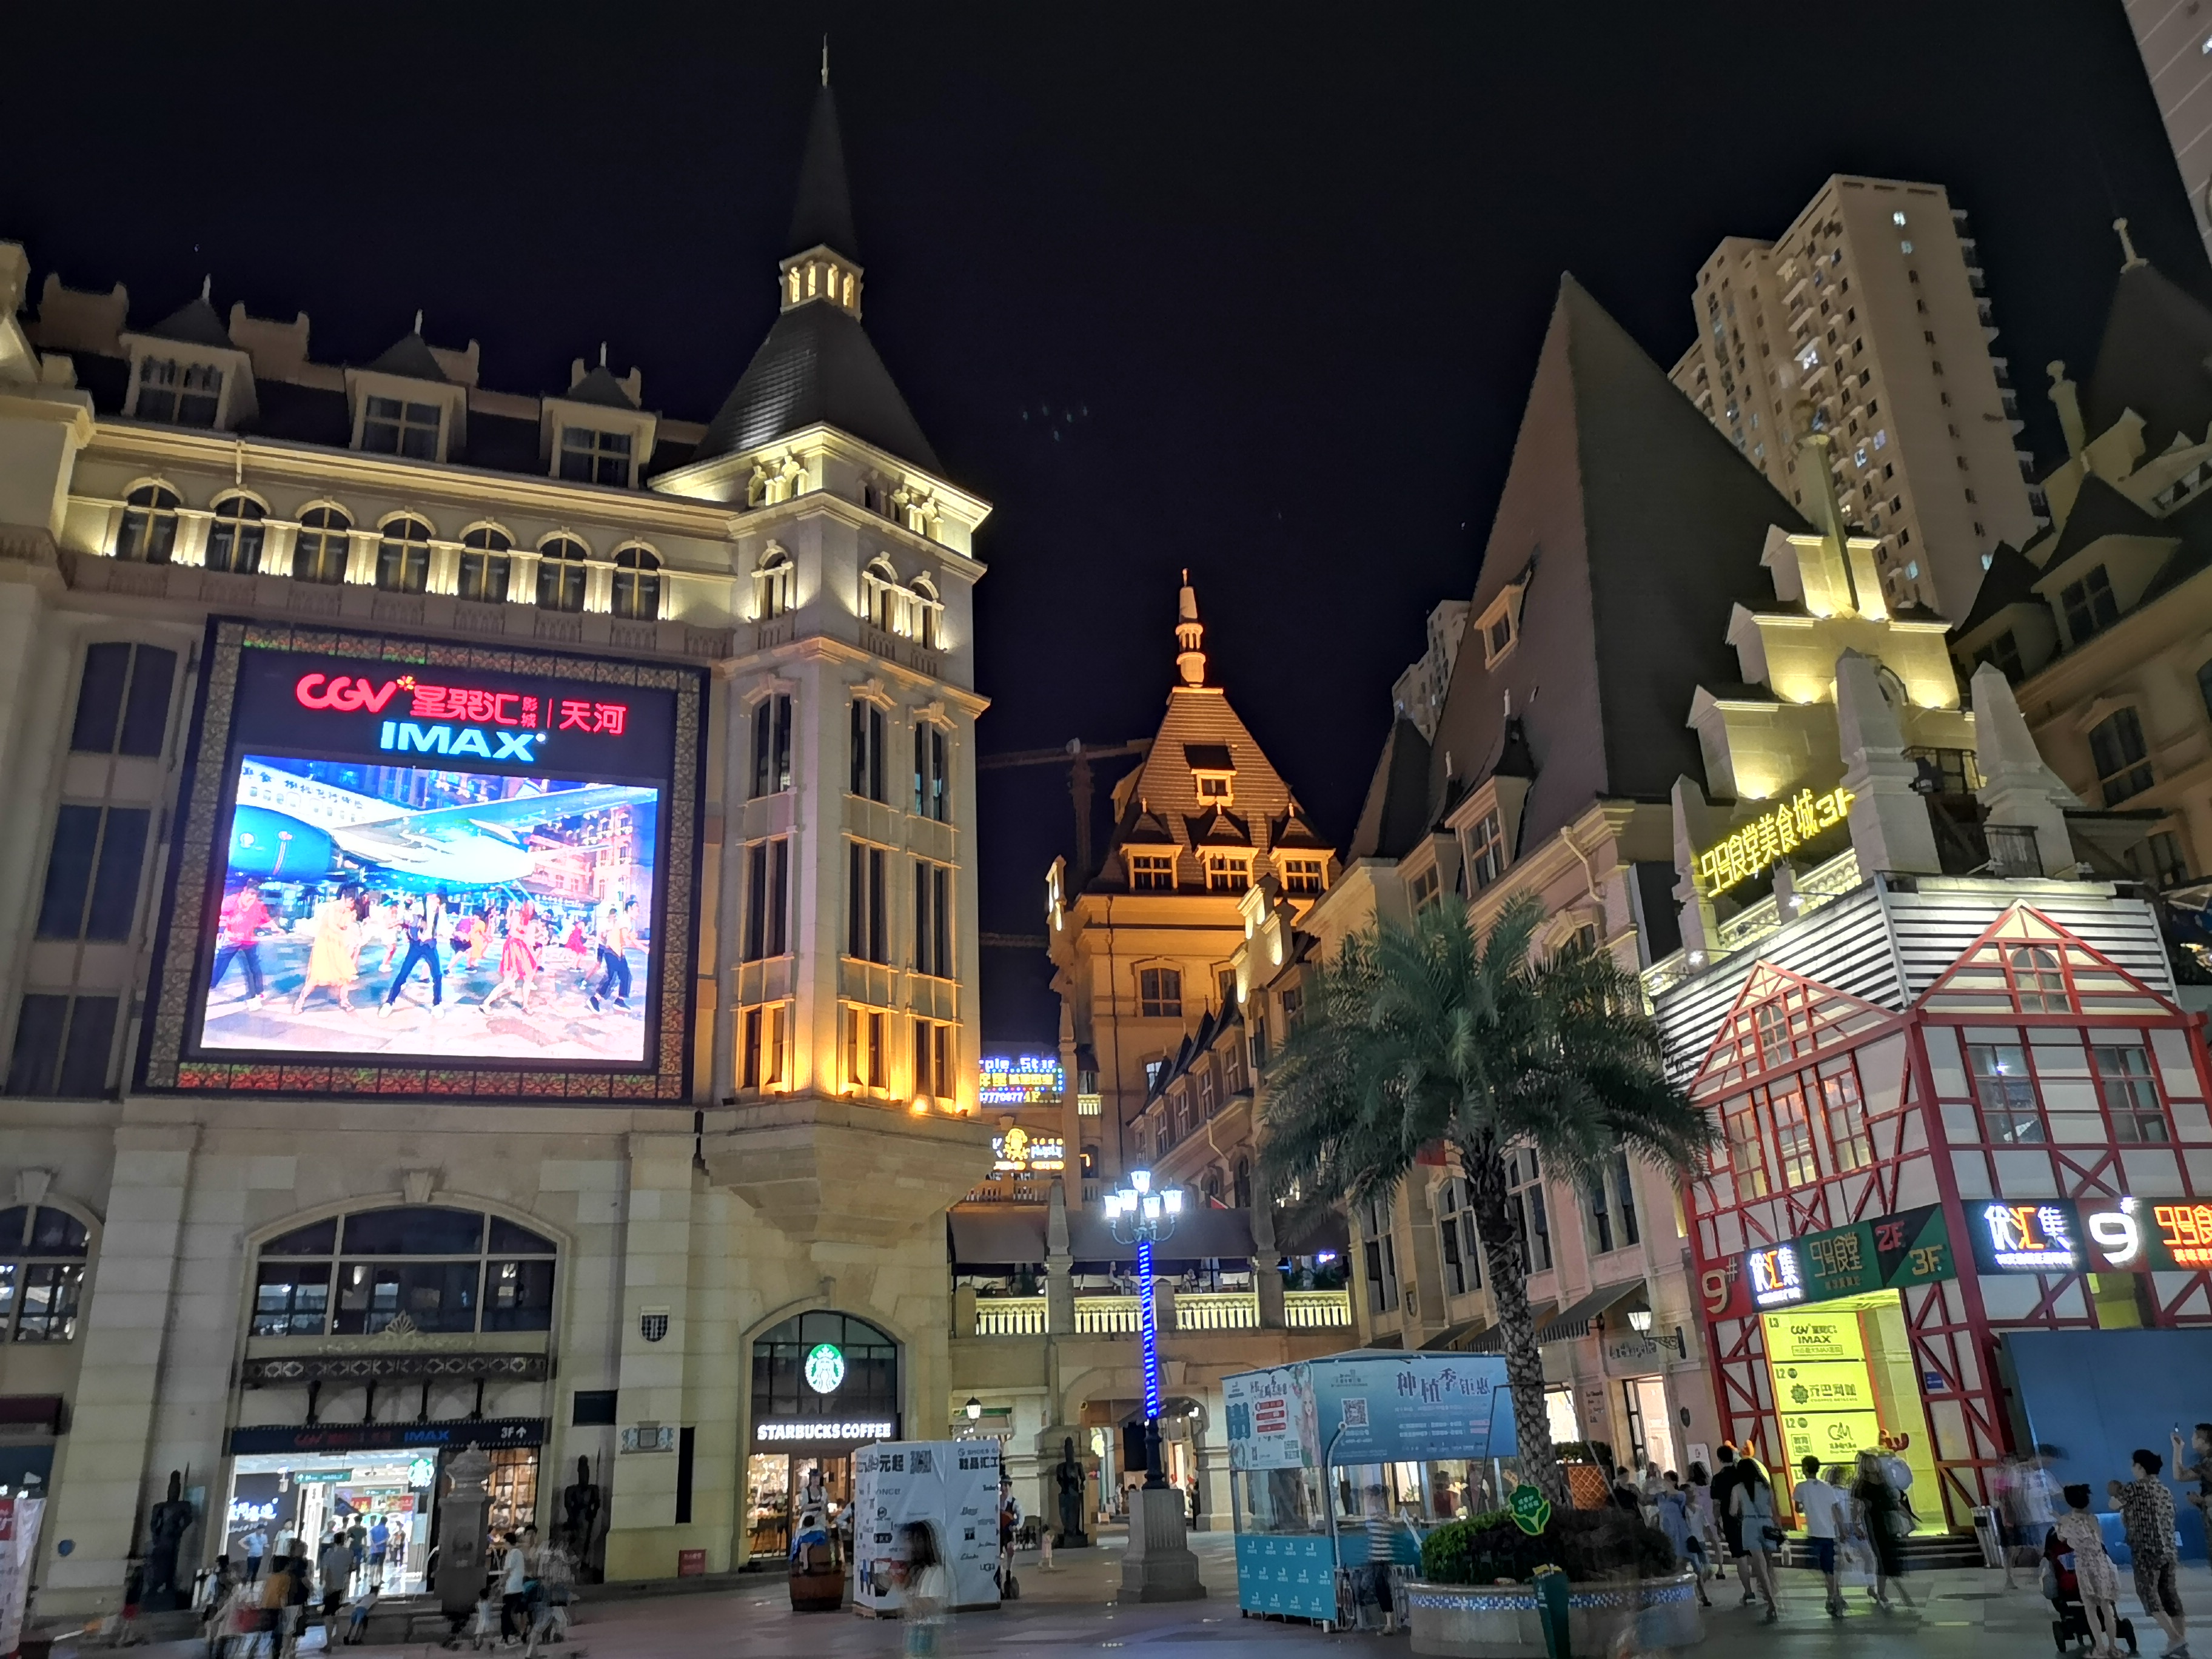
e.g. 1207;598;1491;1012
1770;1359;1878;1413
1778;1408;1883;1466
1762;1309;1866;1364
1695;786;1854;897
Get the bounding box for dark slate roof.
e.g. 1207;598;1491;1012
62;352;132;414
1270;808;1332;851
563;365;638;411
688;299;940;473
1952;542;2043;638
1183;805;1253;847
2039;472;2167;575
463;413;542;474
249;379;351;447
141;295;233;350
1183;742;1236;771
1421;275;1810;853
2083;261;2212;460
1347;717;1432;862
788;84;860;260
2140;484;2212;605
1493;715;1536;779
648;434;698;474
364;332;449;383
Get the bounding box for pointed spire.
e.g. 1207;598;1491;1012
1175;570;1207;688
821;34;830;86
788;77;859;260
2115;217;2147;272
200;273;211;301
414;309;424;335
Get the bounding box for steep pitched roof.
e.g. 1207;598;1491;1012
364;331;449;383
1347;717;1433;862
562;364;638;411
2083;261;2212;460
1420;275;1808;849
1952;541;2043;638
788;83;859;259
2041;471;2165;572
141;293;233;350
691;301;939;471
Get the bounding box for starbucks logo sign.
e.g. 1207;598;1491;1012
804;1342;846;1395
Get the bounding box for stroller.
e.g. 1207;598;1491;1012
2042;1529;2138;1654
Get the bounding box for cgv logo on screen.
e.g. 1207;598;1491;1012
292;672;631;766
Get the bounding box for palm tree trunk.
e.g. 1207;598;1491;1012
1463;1144;1564;1505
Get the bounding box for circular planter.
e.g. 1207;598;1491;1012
1406;1571;1704;1657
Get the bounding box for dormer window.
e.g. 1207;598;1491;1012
362;396;442;460
1204;852;1252;894
1129;852;1176;892
1477;585;1524;668
1467;811;1506;890
1195;774;1232;804
1280;856;1326;896
133;358;221;427
559;426;633;487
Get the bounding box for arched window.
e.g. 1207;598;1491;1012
205;494;266;575
292;506;353;585
0;1204;92;1342
458;526;513;604
1202;1168;1225;1208
910;575;941;648
250;1205;557;1338
754;546;794;620
862;556;899;631
536;536;589;612
115;484;181;563
611;546;662;621
1233;1156;1252;1210
375;517;433;594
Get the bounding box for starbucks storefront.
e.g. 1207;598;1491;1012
744;1313;899;1561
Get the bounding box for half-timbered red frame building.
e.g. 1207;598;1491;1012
1655;873;2212;1529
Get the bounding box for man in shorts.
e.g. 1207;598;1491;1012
1709;1444;1754;1606
1792;1456;1848;1617
2114;1448;2189;1658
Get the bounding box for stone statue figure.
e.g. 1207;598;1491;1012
1054;1436;1090;1547
561;1456;603;1579
141;1469;196;1611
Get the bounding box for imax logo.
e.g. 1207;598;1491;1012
378;720;548;762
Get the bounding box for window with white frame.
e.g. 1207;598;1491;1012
742;837;789;962
1139;966;1182;1019
361;395;442;458
206;494;266;574
611;546;662;620
913;721;950;821
842;1004;891;1093
558;426;633;486
740;1002;790;1090
859;557;942;643
751;694;793;797
913;1017;955;1102
458;526;512;603
913;859;953;978
115;485;181;563
374;517;432;594
754;546;794;620
1409;865;1441;914
0;1205;91;1341
535;537;589;612
1359;1195;1399;1315
1507;1148;1550;1272
1435;1176;1482;1296
1204;852;1252;893
846;842;890;964
1279;855;1325;895
292;506;353;585
1467;811;1505;890
134;358;222;427
1128;851;1175;891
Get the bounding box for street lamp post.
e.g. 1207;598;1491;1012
1105;1168;1181;1490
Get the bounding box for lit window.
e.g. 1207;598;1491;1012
0;1205;90;1341
253;1208;555;1339
1139;967;1182;1019
535;537;589;612
206;494;266;574
292;506;353;585
1280;856;1325;895
1129;852;1175;891
1892;210;1907;226
611;546;662;621
374;517;432;594
1722;1096;1769;1198
115;485;181;563
754;548;794;620
1768;1079;1820;1187
135;358;221;427
1968;1042;2042;1142
458;526;512;603
1205;854;1251;894
361;395;442;459
558;426;633;487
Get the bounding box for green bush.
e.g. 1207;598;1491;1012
1419;1508;1678;1586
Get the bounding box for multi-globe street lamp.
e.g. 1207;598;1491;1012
1103;1168;1181;1489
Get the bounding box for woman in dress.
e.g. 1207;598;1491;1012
1850;1449;1917;1610
292;888;367;1015
1655;1472;1712;1606
1684;1462;1726;1583
1729;1456;1783;1622
2053;1481;2123;1657
481;901;544;1013
896;1521;951;1659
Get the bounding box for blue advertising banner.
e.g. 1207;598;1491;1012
1233;1532;1338;1620
1306;1352;1514;1466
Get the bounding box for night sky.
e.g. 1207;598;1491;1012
7;4;2206;1042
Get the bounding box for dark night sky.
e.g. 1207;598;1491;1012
7;4;2207;1042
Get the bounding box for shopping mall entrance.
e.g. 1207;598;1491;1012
745;1312;899;1563
1758;1291;1940;1528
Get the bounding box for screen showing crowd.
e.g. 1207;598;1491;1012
184;646;677;1069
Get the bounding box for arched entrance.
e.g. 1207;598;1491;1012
745;1311;899;1557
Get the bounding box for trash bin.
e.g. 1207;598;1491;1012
1971;1504;2003;1569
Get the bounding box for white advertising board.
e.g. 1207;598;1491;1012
851;1440;1002;1614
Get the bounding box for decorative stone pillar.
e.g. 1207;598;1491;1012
1253;1187;1285;1329
436;1449;493;1629
1045;1183;1076;1333
1120;1485;1205;1601
1969;663;2080;877
1835;649;1942;877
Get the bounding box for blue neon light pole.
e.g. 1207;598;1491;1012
1106;1169;1181;1490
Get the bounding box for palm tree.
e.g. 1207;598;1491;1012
1259;891;1711;1502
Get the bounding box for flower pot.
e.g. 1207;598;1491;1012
1404;1570;1704;1657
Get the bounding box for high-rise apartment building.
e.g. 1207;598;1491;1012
1670;176;2045;622
1389;597;1468;743
2123;0;2212;264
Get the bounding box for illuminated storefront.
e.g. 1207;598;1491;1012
745;1313;900;1557
1661;883;2212;1529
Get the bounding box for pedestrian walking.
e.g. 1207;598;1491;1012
2112;1448;2190;1657
317;1532;354;1649
1731;1456;1784;1622
2173;1424;2212;1523
1684;1462;1724;1580
243;1530;267;1585
1655;1472;1711;1606
1792;1455;1849;1618
897;1521;951;1659
1851;1449;1917;1611
2000;1447;2061;1590
1709;1445;1754;1603
367;1515;389;1589
2054;1482;2126;1658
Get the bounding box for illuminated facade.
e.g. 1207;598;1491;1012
0;77;997;1614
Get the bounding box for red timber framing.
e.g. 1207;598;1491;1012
1683;906;2212;1530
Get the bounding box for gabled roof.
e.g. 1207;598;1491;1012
2083;261;2212;460
363;332;449;384
2139;483;2212;605
1347;717;1432;862
561;364;638;411
140;293;233;350
1420;275;1808;854
2039;471;2166;575
1952;541;2045;639
1183;805;1253;848
788;83;859;260
1270;807;1332;851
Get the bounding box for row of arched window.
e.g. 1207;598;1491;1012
113;484;665;620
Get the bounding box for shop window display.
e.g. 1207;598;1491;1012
250;1205;555;1337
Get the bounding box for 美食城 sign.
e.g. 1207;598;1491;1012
1695;786;1854;897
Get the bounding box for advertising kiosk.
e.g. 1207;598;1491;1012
851;1441;1003;1615
1224;1350;1515;1622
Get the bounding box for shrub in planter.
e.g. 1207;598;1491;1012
1420;1508;1678;1586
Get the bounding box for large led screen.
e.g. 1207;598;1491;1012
141;622;704;1100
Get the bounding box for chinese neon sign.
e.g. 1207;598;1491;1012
1694;786;1854;896
1974;1195;2212;1275
1748;1243;1808;1309
293;671;633;768
1972;1202;2081;1273
990;1125;1066;1173
1707;1207;1953;1319
978;1053;1064;1105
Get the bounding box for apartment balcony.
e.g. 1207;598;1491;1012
965;1287;1351;1337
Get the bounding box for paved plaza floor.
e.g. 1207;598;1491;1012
63;1530;2212;1659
